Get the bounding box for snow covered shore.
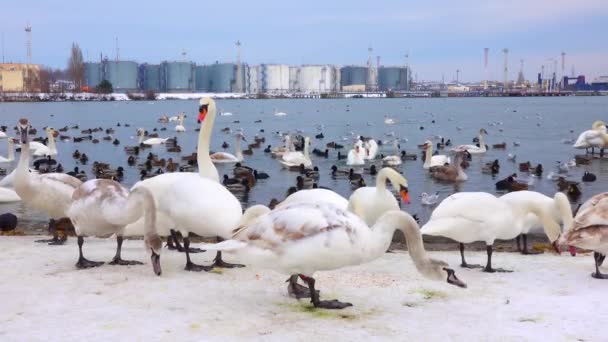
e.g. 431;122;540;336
0;236;605;341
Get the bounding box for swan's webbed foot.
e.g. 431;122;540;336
109;257;143;266
483;266;513;273
591;272;608;279
314;299;353;310
184;261;213;272
47;236;67;245
385;249;395;254
460;263;483;269
212;251;244;268
591;252;608;279
35;237;57;244
76;257;104;269
286;275;319;299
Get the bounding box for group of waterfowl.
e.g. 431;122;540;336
1;100;608;311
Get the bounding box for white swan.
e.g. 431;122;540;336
280;137;312;168
499;191;573;255
363;139;378;160
23;127;58;157
143;136;170;145
210;133;245;163
158;171;244;271
199;202;466;309
68;179;162;274
271;135;294;158
560;192;608;279
175;113;186;132
347;142;365;166
347;167;410;226
382;139;402;166
451;128;488;154
421;192;561;272
573;121;608;153
123;98;220;237
219;110;233;116
0;138;15;163
274;108;287;116
0;131;6;139
13;119;82;244
423;140;450;169
384;115;395;125
0;187;20;203
279;188;349;209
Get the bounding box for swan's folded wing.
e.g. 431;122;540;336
430;192;502;223
39;173;82;191
573;196;608;231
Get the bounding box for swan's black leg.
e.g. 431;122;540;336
166;232;178;250
109;236;143;265
75;236;104;269
36;219;66;245
169;229;203;253
483;245;513;273
521;234;541;255
211;237;244;268
301;275;352;310
286;274;319;299
460;243;482;269
591;252;608;279
183;237;212;272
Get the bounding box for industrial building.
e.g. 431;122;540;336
258;64;290;93
0;63;40;92
105;61;139;92
161;61;195;92
84;62;103;90
246;65;259;94
378;66;409;91
194;62;246;93
289;65;340;93
340;66;368;91
139;64;162;92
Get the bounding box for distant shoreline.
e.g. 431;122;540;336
1;90;607;103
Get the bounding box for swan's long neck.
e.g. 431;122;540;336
526;202;561;242
129;187;160;249
369;211;441;280
553;192;573;233
424;145;433;168
375;167;406;193
235;136;243;161
303;138;310;160
197;102;219;182
138;131;144;144
393;140;399;155
46;130;57;154
478;133;486;152
7;140;14;161
284;136;291;150
15;131;31;184
179;115;184;127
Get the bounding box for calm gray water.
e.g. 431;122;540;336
1;96;608;232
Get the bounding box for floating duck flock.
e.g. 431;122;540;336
1;98;608;311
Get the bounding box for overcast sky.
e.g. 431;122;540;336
2;0;607;82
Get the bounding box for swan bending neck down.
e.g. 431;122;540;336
14;119;82;245
347;167;410;226
421;192;561;273
200;202;466;309
68;179;162;274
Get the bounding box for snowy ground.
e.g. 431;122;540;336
0;236;605;341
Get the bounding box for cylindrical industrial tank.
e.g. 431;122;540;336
210;63;236;93
259;64;290;93
105;61;138;92
340;66;368;87
163;62;195;92
294;65;337;93
246;65;258;94
84;62;102;89
141;64;161;91
195;65;211;91
378;67;407;91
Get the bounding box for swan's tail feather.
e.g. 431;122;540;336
199;239;247;251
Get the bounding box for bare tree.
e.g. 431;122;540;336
67;43;84;91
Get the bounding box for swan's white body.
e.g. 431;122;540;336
123;98;220;236
499;191;572;238
279;189;348;209
0;138;15;163
274;109;287;116
158;176;243;239
363;139;378;160
560;193;608;254
452;129;488;154
423;141;450;169
200;202;459;286
382;140;402;166
25;129;58;157
220;110;233;116
210;134;244;163
347;142;365;166
0;187;20;202
347;168;409;226
175;114;186;132
13;124;81;219
271;135;294;158
384;115;395;125
280;137;312;168
573;121;608;149
143;137;169;145
0;132;6;139
421;192;561;245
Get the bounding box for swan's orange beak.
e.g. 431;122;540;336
198;106;208;123
400;186;410;204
